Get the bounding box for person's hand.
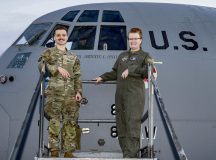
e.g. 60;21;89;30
121;69;129;79
94;77;103;84
75;92;82;102
57;66;70;79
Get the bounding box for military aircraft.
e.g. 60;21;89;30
0;2;216;160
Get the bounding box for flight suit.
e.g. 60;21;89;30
100;49;151;158
38;46;82;153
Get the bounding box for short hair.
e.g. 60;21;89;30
53;25;68;37
128;27;143;39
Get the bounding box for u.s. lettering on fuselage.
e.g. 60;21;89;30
76;30;208;60
148;30;208;52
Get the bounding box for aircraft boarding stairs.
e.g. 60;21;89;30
9;62;188;160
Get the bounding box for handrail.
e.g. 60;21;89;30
151;75;188;160
78;119;116;123
147;64;154;158
82;80;116;84
82;80;149;124
8;74;43;160
38;68;46;157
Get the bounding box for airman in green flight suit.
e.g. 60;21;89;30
95;27;152;158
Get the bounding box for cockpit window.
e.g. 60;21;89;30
102;10;124;22
77;10;99;22
98;25;127;50
15;23;52;46
61;10;80;22
68;26;96;50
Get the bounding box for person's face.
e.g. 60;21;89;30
54;29;68;46
128;33;142;51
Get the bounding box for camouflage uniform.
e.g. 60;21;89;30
100;49;151;158
38;46;82;153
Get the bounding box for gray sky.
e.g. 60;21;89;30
0;0;215;56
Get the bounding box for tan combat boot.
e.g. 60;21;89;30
50;150;59;157
64;152;76;158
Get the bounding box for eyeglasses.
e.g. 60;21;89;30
128;38;142;41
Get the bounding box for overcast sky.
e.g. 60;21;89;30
0;0;215;56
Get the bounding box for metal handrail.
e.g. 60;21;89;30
9;74;43;160
82;80;116;84
82;80;149;125
78;119;116;123
38;64;46;157
151;74;188;160
147;64;154;158
8;63;48;159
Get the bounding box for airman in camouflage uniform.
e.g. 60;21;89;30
95;28;152;158
38;26;82;158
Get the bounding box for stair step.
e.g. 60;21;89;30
36;158;156;160
34;151;157;160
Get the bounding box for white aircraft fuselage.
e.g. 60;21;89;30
0;3;216;160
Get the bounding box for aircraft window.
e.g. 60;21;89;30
102;10;124;22
15;23;52;46
98;25;127;50
61;10;80;22
68;26;96;50
7;52;31;69
77;10;99;22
